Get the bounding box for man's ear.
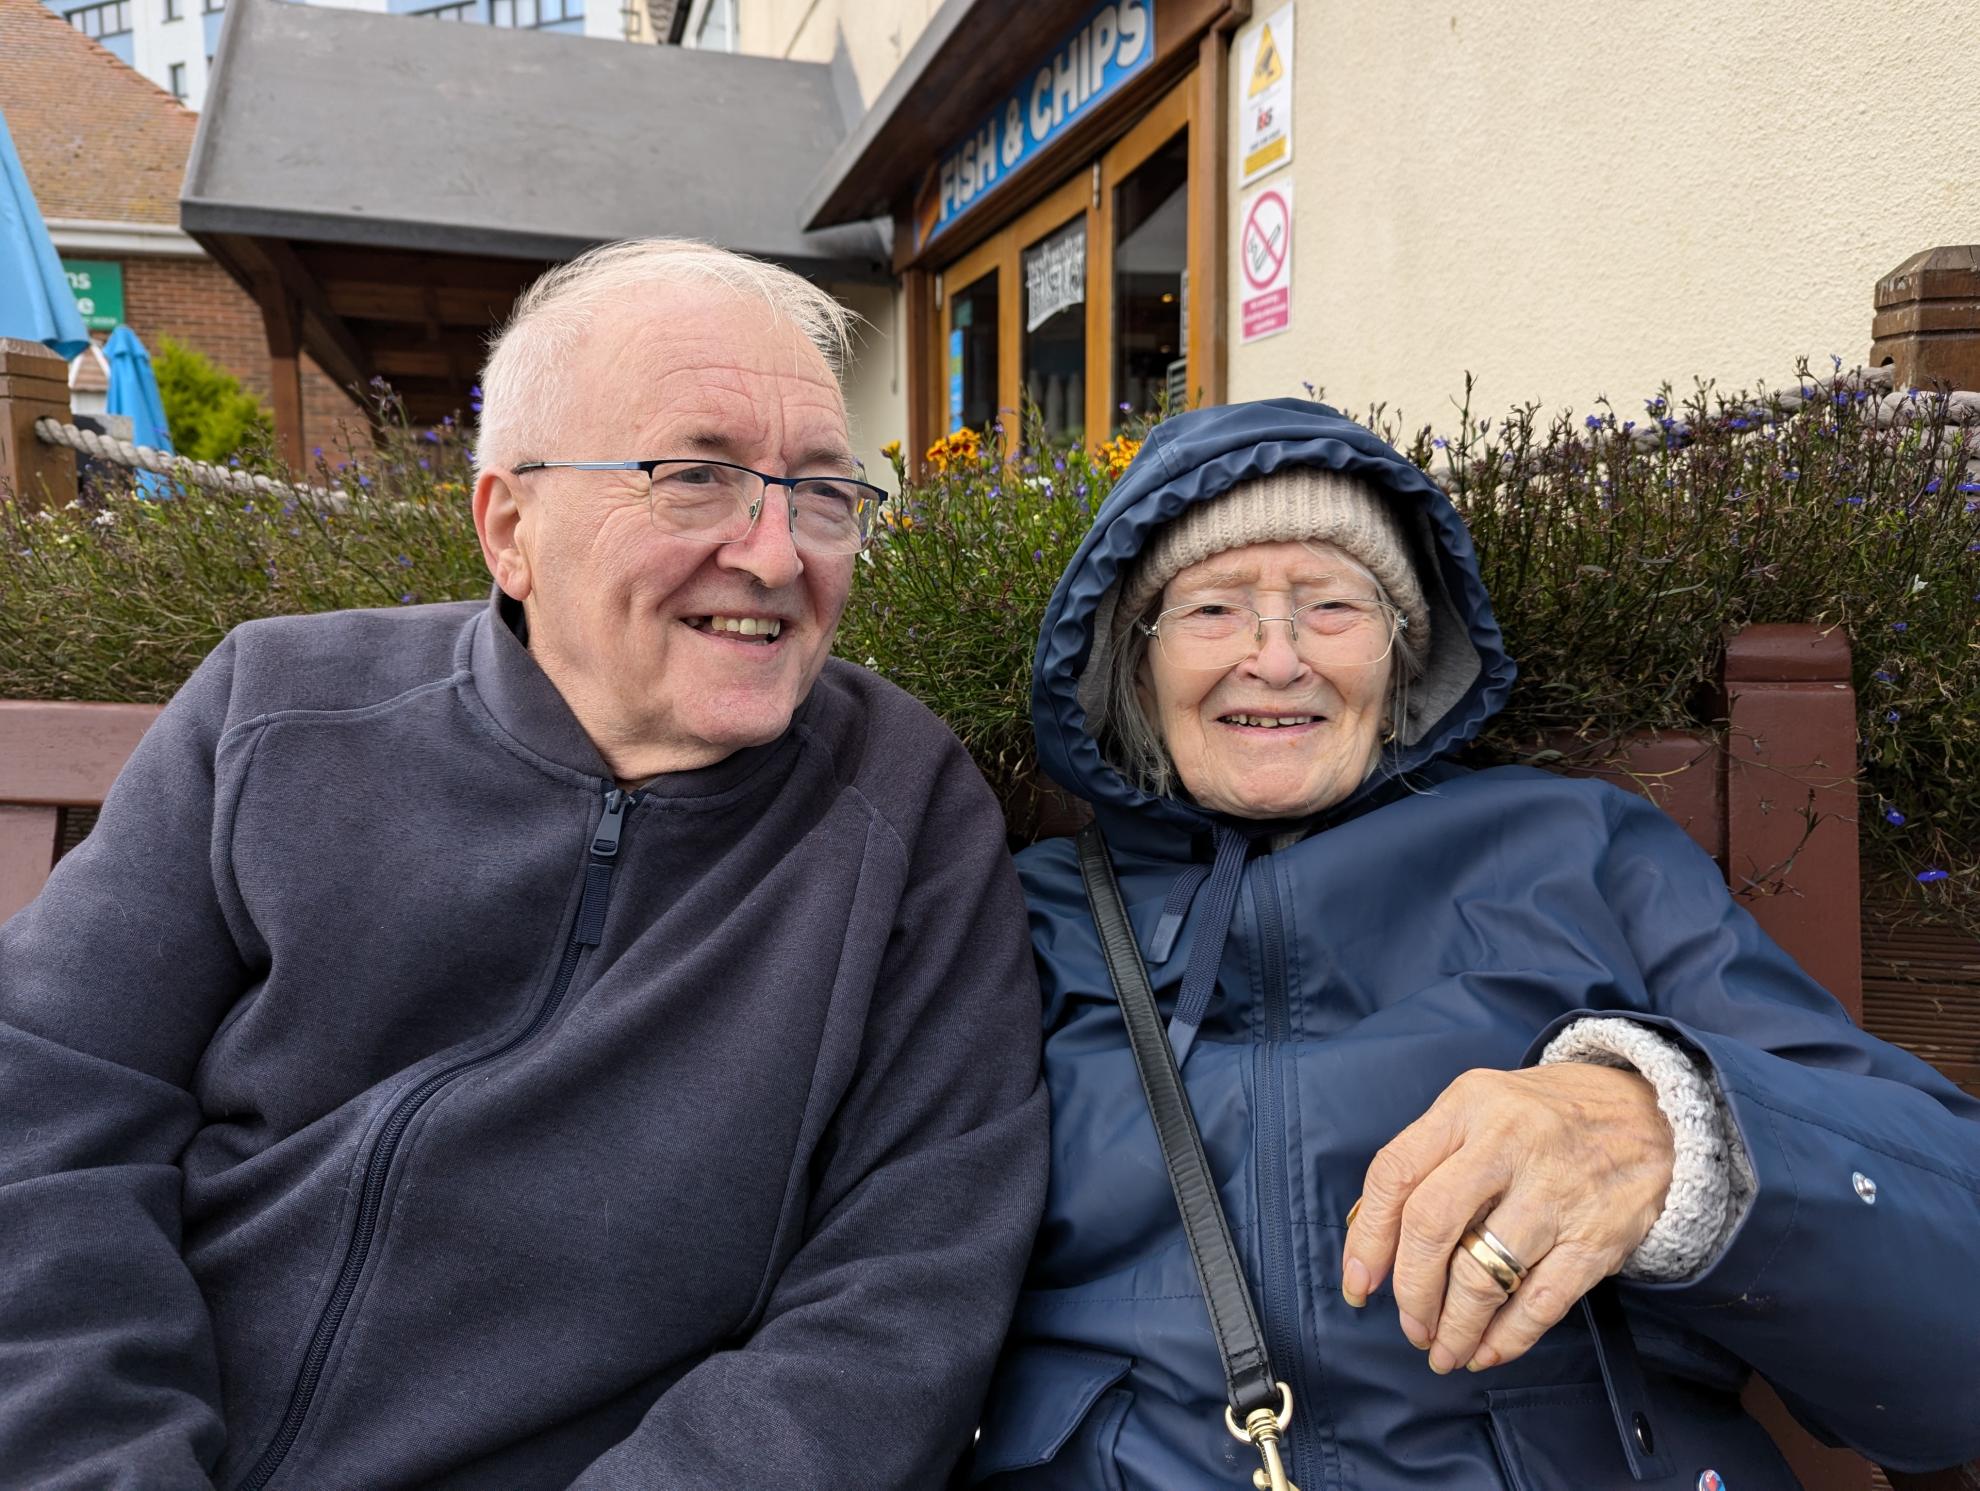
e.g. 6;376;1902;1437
473;468;531;601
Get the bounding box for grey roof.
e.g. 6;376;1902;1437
183;0;889;277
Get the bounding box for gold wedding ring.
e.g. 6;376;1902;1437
1457;1227;1528;1295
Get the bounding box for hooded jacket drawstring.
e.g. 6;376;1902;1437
1167;824;1251;1064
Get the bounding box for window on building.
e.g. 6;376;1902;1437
690;0;734;51
1023;217;1087;443
919;78;1199;455
163;0;179;19
67;0;132;39
1111;129;1189;427
417;1;476;18
202;0;224;14
169;61;187;97
490;0;580;27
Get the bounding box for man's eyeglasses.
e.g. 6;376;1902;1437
510;458;888;555
1139;596;1405;671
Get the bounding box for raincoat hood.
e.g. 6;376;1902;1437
1031;399;1517;838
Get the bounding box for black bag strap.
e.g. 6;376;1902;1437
1075;823;1284;1421
1078;821;1673;1488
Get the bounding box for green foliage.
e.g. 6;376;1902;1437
5;371;1977;918
0;393;485;703
153;336;276;464
834;417;1148;825
1380;370;1979;914
841;373;1980;917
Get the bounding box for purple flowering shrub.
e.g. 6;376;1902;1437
1389;367;1980;916
0;384;485;703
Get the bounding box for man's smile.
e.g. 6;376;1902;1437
685;613;787;644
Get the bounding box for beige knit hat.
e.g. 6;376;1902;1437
1116;467;1432;672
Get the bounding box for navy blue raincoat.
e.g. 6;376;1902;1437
973;401;1980;1489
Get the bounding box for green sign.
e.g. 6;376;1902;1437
61;259;124;332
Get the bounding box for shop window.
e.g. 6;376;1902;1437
1112;130;1189;428
948;272;999;433
918;76;1199;456
1023;218;1087;443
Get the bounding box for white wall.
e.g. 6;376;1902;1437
1226;0;1980;431
738;0;943;106
127;1;210;109
832;280;910;490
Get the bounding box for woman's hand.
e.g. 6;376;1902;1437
1341;1064;1675;1375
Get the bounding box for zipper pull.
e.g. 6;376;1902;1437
591;789;629;861
574;790;631;947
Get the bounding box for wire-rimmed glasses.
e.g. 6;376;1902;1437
1139;597;1405;671
510;458;888;555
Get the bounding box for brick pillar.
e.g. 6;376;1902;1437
0;338;77;509
1871;246;1980;392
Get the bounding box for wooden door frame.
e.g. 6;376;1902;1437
919;71;1207;456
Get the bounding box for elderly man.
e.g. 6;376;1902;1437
0;240;1047;1489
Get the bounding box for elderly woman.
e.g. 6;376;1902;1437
970;400;1980;1490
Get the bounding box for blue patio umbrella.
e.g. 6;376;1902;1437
105;325;174;497
0;105;89;359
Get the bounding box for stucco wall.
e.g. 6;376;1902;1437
1226;1;1980;431
738;0;942;106
831;281;909;490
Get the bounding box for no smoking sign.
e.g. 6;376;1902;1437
1238;182;1292;343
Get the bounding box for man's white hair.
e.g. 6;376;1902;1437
475;238;857;474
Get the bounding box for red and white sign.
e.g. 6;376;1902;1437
1238;181;1292;343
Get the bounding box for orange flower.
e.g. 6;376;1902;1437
924;427;983;474
1098;434;1141;480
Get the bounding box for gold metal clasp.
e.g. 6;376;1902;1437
1224;1383;1298;1491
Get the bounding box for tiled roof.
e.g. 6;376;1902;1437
0;0;197;227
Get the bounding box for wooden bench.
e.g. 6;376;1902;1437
1;637;1974;1491
0;700;163;922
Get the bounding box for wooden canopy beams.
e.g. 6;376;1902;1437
193;230;548;465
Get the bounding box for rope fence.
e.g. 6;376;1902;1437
33;418;347;509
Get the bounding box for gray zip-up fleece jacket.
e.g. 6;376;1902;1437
0;595;1048;1490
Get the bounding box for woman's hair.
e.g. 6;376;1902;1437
475;238;858;475
1099;540;1415;802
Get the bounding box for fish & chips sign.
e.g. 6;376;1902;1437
922;0;1154;250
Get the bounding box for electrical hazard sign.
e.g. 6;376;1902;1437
1236;3;1294;187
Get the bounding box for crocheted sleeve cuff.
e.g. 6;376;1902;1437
1537;1016;1757;1282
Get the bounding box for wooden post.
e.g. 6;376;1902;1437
255;282;307;474
1871;246;1980;392
0;337;78;510
1722;623;1862;1020
1726;622;1868;1491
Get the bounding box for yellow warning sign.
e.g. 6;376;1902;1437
1236;4;1294;186
1248;23;1283;97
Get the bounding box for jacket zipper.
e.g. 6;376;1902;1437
233;788;632;1491
1252;861;1324;1485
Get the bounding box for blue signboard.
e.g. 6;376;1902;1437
921;0;1154;250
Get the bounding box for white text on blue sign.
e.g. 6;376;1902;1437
931;0;1153;244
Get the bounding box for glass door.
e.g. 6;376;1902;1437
941;234;1004;435
1094;81;1192;429
1014;176;1096;444
924;74;1200;456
